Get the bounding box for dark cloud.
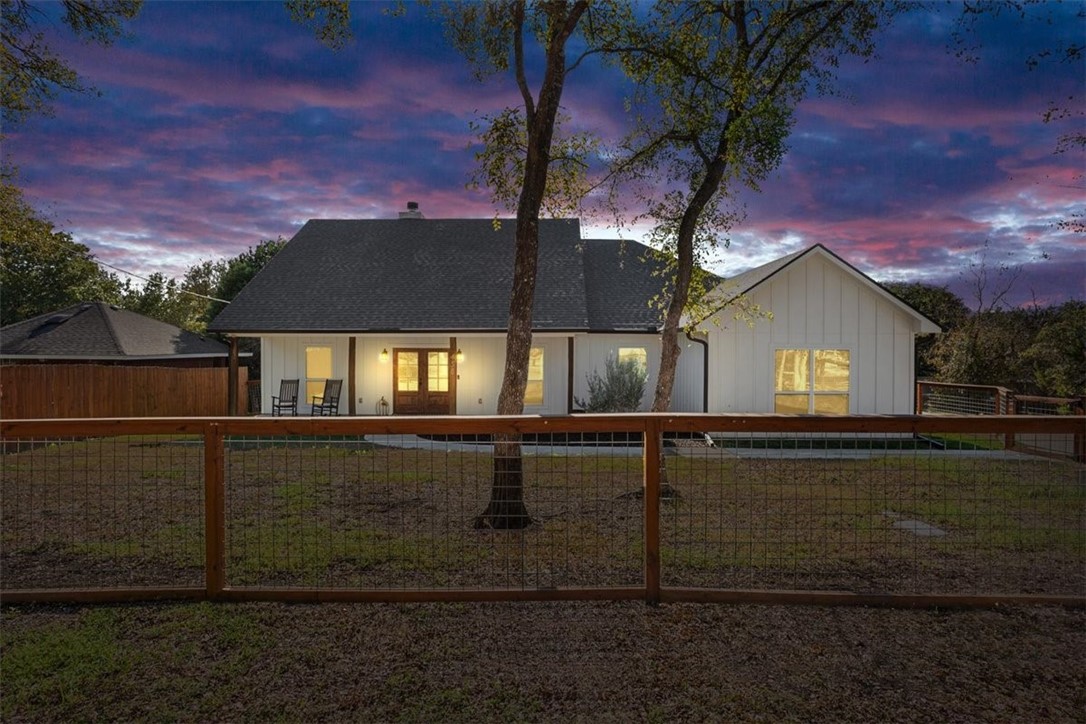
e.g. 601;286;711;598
5;1;1083;304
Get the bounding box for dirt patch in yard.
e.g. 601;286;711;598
2;601;1084;722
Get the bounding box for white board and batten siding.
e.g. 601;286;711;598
702;252;922;415
260;335;350;414
572;333;704;413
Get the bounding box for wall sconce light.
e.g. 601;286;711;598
379;348;389;363
456;348;465;363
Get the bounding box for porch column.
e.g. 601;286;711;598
227;337;239;416
449;336;458;414
348;336;357;416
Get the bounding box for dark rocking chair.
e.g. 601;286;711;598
310;378;343;416
271;379;299;416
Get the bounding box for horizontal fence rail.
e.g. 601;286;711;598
2;415;1084;608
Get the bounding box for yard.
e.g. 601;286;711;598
2;600;1084;722
2;433;1083;597
2;430;1084;721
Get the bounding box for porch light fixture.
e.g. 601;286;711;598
379;348;389;363
456;348;465;363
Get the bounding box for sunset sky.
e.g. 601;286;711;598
6;1;1084;308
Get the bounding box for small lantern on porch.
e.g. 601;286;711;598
456;348;465;363
376;396;391;415
379;348;389;363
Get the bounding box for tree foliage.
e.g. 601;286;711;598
929;302;1086;397
1;0;142;124
0;181;123;325
598;0;890;415
883;281;970;379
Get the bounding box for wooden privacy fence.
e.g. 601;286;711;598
0;364;248;418
1;414;1084;608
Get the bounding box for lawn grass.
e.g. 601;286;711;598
1;435;1083;595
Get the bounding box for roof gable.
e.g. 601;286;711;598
705;244;941;333
1;302;230;358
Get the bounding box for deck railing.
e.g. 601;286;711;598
2;415;1083;608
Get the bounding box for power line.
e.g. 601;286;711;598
94;259;231;304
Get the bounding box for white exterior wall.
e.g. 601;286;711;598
571;333;701;412
258;331;705;415
259;335;350;414
259;333;571;415
701;254;919;415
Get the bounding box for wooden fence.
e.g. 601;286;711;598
0;364;248;418
2;414;1083;608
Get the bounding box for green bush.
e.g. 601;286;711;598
576;356;648;412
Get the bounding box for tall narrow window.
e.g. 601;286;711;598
618;347;648;373
305;346;332;401
427;351;449;392
774;348;850;414
524;347;544;405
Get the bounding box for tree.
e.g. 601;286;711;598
444;0;602;529
0;180;123;325
883;281;969;379
201;238;286;327
600;2;888;421
2;0;143;124
1021;301;1086;398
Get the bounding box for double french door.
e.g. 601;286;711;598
393;349;452;414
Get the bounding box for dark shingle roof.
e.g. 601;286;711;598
581;238;668;330
207;218;735;334
1;302;230;358
209;218;592;333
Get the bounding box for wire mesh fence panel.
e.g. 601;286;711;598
222;432;644;590
918;383;1006;416
0;435;205;590
661;430;1085;596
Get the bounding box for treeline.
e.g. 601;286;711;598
0;183;283;334
886;282;1085;398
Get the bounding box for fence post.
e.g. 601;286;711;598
915;382;923;415
204;422;226;598
1002;390;1016;451
643;417;662;606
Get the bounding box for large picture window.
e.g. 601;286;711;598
774;348;850;414
524;347;544;405
305;346;333;401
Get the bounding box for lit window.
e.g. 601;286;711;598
525;347;544;405
397;351;419;392
305;346;332;401
428;351;449;392
618;347;648;372
774;349;849;414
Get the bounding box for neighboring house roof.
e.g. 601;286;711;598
1;302;230;359
702;243;941;333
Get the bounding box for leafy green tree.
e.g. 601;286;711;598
0;181;123;325
599;1;889;416
883;281;970;379
1;0;143;124
1020;301;1086;398
202;238;286;327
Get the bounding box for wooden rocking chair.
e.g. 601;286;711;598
310;378;343;416
271;379;299;416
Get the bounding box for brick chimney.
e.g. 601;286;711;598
398;201;424;219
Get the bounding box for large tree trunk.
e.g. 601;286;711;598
475;0;588;530
649;119;736;499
